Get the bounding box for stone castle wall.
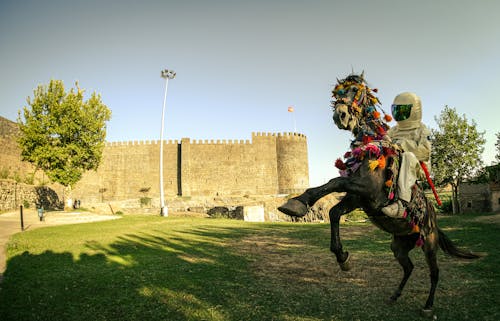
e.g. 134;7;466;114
71;132;309;204
0;117;42;184
0;179;64;211
1;115;309;212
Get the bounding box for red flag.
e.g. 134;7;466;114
288;106;294;112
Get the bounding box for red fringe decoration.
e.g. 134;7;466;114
377;126;386;136
362;136;373;145
382;146;397;157
335;158;347;170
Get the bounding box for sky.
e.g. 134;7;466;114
1;0;499;186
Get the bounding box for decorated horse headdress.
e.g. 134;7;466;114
331;73;392;146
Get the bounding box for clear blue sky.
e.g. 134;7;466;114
1;0;499;186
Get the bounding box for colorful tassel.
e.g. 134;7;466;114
373;111;381;119
368;160;379;171
384;114;393;122
385;179;393;187
352;147;363;158
335;158;347;170
362;136;373;145
377;155;386;169
382;146;396;157
364;144;380;157
416;236;424;247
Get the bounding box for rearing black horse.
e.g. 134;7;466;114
278;73;481;314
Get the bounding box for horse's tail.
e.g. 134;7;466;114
437;228;483;259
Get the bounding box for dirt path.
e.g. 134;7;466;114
0;209;121;279
472;212;500;225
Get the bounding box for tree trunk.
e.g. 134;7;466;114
451;183;459;215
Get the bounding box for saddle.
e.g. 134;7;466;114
335;141;428;245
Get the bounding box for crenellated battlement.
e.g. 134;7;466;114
74;131;309;201
252;131;307;140
105;132;306;148
276;132;307;139
188;139;251;145
105;139;180;147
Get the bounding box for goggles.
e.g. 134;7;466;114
391;104;412;121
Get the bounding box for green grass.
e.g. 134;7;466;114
0;213;499;321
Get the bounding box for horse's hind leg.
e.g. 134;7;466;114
422;230;439;313
390;234;418;302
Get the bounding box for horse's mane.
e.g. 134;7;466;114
342;74;365;84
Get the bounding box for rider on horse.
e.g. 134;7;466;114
381;92;432;218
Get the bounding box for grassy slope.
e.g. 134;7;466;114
0;213;498;321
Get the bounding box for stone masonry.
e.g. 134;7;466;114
71;132;309;204
0;116;310;213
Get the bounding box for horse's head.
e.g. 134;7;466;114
331;73;384;135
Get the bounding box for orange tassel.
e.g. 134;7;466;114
412;225;420;233
385;179;393;187
377;155;386;169
373;111;381;119
384;114;392;122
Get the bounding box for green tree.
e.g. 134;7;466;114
17;80;111;188
431;106;485;214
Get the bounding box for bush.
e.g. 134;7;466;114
345;209;368;222
0;167;9;179
139;197;152;207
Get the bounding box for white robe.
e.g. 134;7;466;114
388;123;431;202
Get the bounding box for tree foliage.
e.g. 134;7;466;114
17;80;111;187
496;132;500;164
431;106;485;214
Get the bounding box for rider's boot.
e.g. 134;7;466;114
382;200;406;218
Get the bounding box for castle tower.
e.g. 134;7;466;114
276;132;309;194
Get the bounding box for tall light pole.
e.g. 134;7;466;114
159;69;176;216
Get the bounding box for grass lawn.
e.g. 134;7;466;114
0;212;498;321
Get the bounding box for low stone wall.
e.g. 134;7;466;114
0;179;63;211
78;193;344;223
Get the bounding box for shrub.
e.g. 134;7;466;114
0;167;9;179
139;197;152;207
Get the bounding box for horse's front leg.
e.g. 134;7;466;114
278;177;351;217
329;194;359;271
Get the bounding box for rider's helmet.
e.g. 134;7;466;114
391;92;422;129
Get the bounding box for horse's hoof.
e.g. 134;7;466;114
385;297;397;305
278;199;308;217
338;253;352;271
421;308;436;319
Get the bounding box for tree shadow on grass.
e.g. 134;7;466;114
0;221;496;321
0;225;257;321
